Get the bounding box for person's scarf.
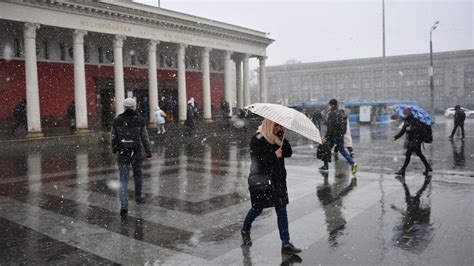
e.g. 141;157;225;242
257;119;280;145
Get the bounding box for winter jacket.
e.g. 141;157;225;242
185;105;195;128
325;108;347;140
111;109;152;162
454;109;466;125
154;106;166;125
394;114;425;147
248;133;292;209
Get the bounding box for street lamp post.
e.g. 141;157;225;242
429;21;439;114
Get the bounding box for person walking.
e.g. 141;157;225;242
320;99;358;176
449;105;465;140
241;118;302;254
393;108;432;176
66;101;76;134
184;102;195;136
153;105;167;134
111;98;152;216
220;97;230;126
334;111;355;160
9;98;27;137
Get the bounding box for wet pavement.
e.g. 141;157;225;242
0;116;473;265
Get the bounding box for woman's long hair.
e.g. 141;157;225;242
257;118;279;144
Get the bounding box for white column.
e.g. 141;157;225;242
177;43;187;122
73;30;89;133
235;58;243;112
24;23;42;137
243;54;250;106
113;35;126;116
224;51;233;114
259;56;268;103
148;40;159;126
201;47;212;122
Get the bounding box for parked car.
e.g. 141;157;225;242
444;107;474;118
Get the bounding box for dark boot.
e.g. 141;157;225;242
281;243;302;254
241;230;252;246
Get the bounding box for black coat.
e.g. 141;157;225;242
394;115;424;147
111;109;152;162
325;108;346;140
454;109;466;125
248;133;292;209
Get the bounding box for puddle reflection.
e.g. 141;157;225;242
391;176;433;253
316;161;357;247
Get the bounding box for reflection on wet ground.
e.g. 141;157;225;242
0;117;473;264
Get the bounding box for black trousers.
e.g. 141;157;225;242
450;123;465;138
400;144;431;171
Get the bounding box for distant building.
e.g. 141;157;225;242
265;50;474;110
0;0;272;136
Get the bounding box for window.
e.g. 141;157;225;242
98;47;104;63
60;42;66;61
14;38;22;57
42;40;49;59
84;45;89;62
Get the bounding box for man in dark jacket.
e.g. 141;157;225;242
111;98;152;216
320;99;358;176
449;105;465;140
241;119;302;254
393;108;432;176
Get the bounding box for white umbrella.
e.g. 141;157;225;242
244;103;322;144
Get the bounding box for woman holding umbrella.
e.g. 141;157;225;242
240;118;302;254
393;108;433;176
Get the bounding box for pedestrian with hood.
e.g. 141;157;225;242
240;118;302;255
449;105;465;140
320;99;358;175
9;98;27;137
188;97;199;119
111;98;152;216
154;105;167;134
393;108;432;176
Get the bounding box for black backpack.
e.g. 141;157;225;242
116;124;141;157
421;123;433;143
333;109;348;136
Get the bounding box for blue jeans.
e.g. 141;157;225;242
118;158;143;209
324;137;354;167
242;205;290;245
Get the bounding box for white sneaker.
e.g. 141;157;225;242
162;129;166;134
157;131;161;134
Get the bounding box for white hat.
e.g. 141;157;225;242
123;98;136;109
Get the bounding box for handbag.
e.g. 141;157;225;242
248;173;273;193
316;142;331;162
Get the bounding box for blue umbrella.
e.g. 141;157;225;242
395;105;435;125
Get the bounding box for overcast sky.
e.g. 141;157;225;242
134;0;473;69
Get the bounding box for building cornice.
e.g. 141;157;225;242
7;0;273;48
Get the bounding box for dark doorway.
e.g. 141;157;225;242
95;78;115;130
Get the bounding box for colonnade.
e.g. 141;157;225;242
21;23;268;137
